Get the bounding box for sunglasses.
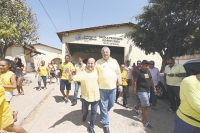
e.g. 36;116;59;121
168;63;173;65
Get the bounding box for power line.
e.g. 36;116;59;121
38;0;58;31
81;0;86;28
66;0;72;29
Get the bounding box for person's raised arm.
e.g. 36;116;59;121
65;68;73;81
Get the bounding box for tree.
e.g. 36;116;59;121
0;0;38;59
127;0;200;72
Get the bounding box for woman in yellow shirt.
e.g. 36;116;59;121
116;64;128;108
0;85;28;133
35;60;49;91
0;59;17;122
48;60;58;85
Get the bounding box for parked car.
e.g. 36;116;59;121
156;59;200;99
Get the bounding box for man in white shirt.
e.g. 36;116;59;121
125;60;132;97
148;60;160;109
71;57;86;106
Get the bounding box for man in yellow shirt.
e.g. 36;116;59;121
66;58;99;133
0;85;28;133
116;64;128;108
71;57;86;106
164;57;186;112
95;47;122;133
59;55;75;103
173;71;200;133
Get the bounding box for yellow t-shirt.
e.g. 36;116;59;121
73;68;100;102
60;62;75;80
49;64;57;73
0;85;14;129
121;70;128;86
38;65;48;76
164;64;186;86
95;58;121;89
0;71;15;92
176;75;200;128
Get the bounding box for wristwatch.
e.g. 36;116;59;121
119;84;122;86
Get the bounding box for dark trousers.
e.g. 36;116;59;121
167;85;180;111
149;87;157;106
38;76;47;88
82;99;99;129
116;86;127;106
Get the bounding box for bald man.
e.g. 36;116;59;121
66;58;99;133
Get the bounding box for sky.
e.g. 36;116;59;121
26;0;149;49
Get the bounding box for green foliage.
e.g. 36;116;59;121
0;0;38;59
127;0;200;71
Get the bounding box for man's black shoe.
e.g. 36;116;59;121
71;101;77;106
103;127;110;133
82;114;87;122
87;128;95;133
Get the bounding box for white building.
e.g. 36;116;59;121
57;22;163;69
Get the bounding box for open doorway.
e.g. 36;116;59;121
68;43;125;64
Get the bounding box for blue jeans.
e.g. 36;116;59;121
174;114;200;133
73;82;80;102
82;99;99;129
99;88;116;127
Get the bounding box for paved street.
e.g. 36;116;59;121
9;73;175;133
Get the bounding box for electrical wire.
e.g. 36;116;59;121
38;0;58;31
66;0;72;29
81;0;86;28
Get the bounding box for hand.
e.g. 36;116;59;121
154;88;157;95
118;86;123;93
168;73;174;77
35;75;37;78
80;66;86;71
65;68;71;76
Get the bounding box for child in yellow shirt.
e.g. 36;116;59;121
116;64;128;108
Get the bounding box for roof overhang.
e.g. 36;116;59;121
56;22;137;42
23;45;45;56
68;43;124;56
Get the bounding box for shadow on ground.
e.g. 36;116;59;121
113;109;154;133
53;95;74;103
48;109;102;129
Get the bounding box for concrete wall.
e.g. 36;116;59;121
32;45;62;69
175;54;200;65
5;45;62;72
6;46;27;65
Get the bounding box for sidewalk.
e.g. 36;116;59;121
10;73;58;125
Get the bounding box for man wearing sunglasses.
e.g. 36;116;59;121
164;57;186;113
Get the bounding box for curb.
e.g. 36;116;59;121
15;86;55;125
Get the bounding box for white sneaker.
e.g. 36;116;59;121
134;105;141;114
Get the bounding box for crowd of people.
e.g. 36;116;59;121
0;46;199;133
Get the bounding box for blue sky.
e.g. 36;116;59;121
26;0;149;49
